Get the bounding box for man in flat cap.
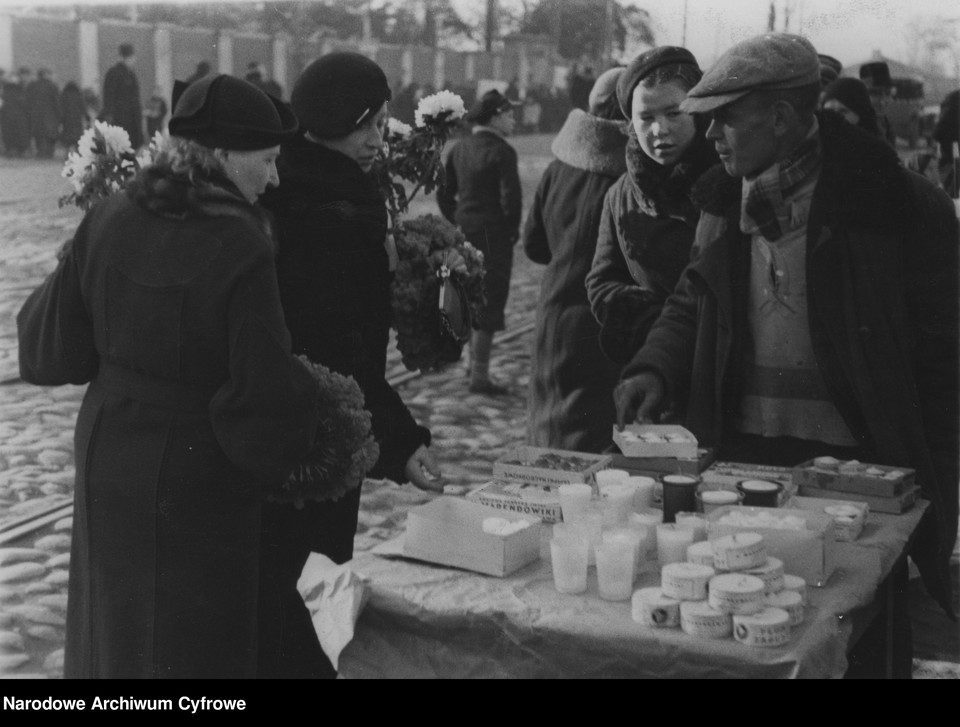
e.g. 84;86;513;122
614;32;958;679
100;42;143;148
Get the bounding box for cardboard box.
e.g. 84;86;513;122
706;505;836;587
789;495;868;542
796;483;920;514
492;446;612;487
612;424;699;459
700;461;796;506
792;459;915;498
607;447;716;477
468;480;564;523
403;496;542;577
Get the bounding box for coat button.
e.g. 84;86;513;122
858;326;872;339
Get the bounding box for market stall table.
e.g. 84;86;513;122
298;499;928;679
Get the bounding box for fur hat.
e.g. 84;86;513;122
617;46;701;119
681;33;820;114
291;51;391;139
168;74;298;151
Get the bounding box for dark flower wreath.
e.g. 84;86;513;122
271;355;380;508
391;214;486;372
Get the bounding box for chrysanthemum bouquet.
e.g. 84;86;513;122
59;121;163;212
273;355;380;508
374;90;487;372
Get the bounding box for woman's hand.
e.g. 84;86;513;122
405;444;446;493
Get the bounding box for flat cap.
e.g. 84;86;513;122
680;33;820;114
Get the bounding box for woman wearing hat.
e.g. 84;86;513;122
258;51;444;679
820;77;881;137
585;47;718;377
17;74;322;678
522;67;628;452
437;88;523;395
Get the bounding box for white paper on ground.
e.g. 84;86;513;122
297;552;371;670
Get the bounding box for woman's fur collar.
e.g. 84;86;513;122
127;138;275;243
550;108;628;177
691;111;912;232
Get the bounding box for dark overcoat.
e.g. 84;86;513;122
522;109;627;452
101;61;142;148
26;76;61;142
16;156;321;678
623;113;959;615
437;128;522;331
585;123;718;367
1;81;30;153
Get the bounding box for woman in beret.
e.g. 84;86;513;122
585;46;718;381
17;74;322;678
258;51;445;679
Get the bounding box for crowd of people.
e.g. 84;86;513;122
12;28;960;681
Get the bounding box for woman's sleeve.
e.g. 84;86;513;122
17;224;99;386
500;145;523;236
364;378;431;484
522;169;551;264
437;151;459;223
209;239;320;487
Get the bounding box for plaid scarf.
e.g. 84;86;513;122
741;121;822;241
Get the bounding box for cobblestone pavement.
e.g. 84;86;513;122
2;143;957;680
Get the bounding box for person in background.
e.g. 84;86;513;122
245;61;283;101
144;84;168;139
932;88;959;198
820;77;880;137
184;60;212;87
1;67;31;157
523;67;628;453
859;60;896;148
437;89;523;396
26;67;61;159
101;43;143;148
258;51;445;679
59;79;87;151
585;46;718;381
17;73;320;678
817;53;842;90
614;33;958;679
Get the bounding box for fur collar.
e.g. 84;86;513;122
128;144;275;244
550;109;628;177
691;111;912;232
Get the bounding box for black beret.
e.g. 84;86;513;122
291;51;392;139
681;33;820;114
466;89;517;125
617;46;701;118
169;74;298;151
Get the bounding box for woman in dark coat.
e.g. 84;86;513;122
17;74;319;678
258;51;444;679
437;89;523;394
59;80;87;151
585;47;717;372
820;77;881;137
523;68;628;452
26;67;61;158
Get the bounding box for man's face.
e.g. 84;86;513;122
705;92;779;179
863;82;890;115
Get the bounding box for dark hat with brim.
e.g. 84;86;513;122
467;89;518;125
169;74;298;151
680;33;820;114
617;46;701;118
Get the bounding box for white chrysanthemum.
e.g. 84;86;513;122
387;118;413;139
414;90;466;128
95;120;133;156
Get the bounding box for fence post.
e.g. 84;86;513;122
217;30;233;75
0;14;13;72
272;34;287;96
78;18;99;93
153;24;172;102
